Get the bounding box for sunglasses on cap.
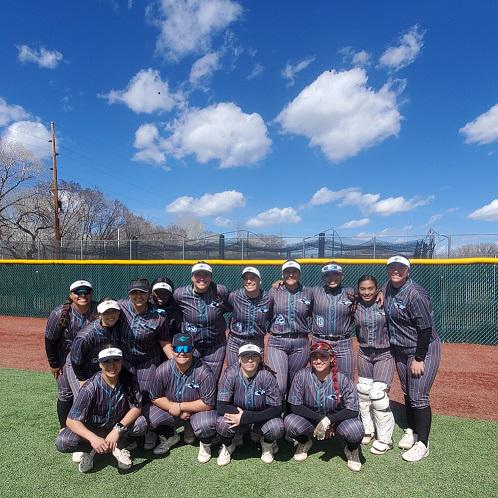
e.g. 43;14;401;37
173;345;193;354
73;288;91;296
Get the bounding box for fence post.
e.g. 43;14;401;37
332;232;335;258
80;238;83;260
182;238;185;260
373;237;376;259
219;234;225;259
447;235;451;258
129;239;132;260
241;237;244;260
318;232;325;258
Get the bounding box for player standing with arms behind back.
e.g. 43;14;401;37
384;256;441;462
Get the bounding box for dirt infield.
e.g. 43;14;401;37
1;315;496;421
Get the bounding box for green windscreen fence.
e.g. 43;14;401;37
0;261;496;345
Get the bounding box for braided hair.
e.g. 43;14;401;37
310;341;342;405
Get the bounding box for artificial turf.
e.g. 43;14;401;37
0;368;496;498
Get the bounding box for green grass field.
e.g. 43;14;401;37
1;368;497;498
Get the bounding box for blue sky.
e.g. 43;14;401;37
1;0;497;241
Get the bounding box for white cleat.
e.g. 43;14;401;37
78;450;95;473
402;441;429;462
217;443;235;466
361;433;374;445
398;429;417;450
197;442;212;463
293;438;312;462
344;446;362;472
370;440;393;455
153;433;180;455
260;439;275;464
72;452;84;463
113;448;133;470
144;430;158;450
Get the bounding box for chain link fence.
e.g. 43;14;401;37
0;261;496;345
0;232;438;260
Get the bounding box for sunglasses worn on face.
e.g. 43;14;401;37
74;289;91;296
311;353;330;361
174;345;192;354
102;358;122;364
240;354;260;362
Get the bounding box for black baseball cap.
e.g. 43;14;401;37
128;278;150;293
172;333;194;353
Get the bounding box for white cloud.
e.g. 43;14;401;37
459;103;498;145
247;63;263;80
340;218;370;229
379;25;425;72
190;51;221;85
148;0;242;61
308;187;433;217
102;68;180;114
427;214;443;225
165;102;271;168
468;199;498;221
16;44;63;69
281;56;315;86
0;97;30;126
276;69;402;162
132;123;167;165
2;120;52;159
339;47;371;67
246;207;301;227
167;190;245;217
214;216;232;227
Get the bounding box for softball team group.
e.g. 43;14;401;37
45;256;440;473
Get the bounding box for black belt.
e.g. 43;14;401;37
312;335;349;341
230;332;261;340
272;332;308;338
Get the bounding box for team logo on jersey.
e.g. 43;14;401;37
299;298;311;305
185;322;198;333
340;299;352;306
275;314;285;326
315;315;325;327
233;322;243;333
327;393;337;400
394;299;406;310
186;382;200;389
255;389;266;396
259;306;269;313
376;310;386;316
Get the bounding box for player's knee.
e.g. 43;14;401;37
357;377;374;399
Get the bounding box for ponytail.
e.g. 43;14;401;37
330;354;342;406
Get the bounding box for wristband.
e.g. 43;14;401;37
113;422;126;434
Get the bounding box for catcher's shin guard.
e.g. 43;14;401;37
370;382;394;451
357;377;374;436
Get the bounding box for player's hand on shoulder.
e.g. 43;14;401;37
271;279;284;289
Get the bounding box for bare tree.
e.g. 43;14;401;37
0;139;45;231
452;243;498;257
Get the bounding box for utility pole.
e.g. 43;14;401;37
50;122;61;259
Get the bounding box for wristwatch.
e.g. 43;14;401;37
113;422;126;434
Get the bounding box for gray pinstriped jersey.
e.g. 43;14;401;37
354;301;390;349
217;364;282;410
288;367;358;414
173;284;229;345
228;288;271;338
311;286;354;338
268;285;313;335
151;358;216;406
384;279;439;348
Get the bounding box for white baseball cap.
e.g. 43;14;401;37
70;280;93;292
98;347;123;362
282;261;301;272
152;282;173;293
97;300;121;314
191;262;213;274
238;344;262;356
387;255;411;268
321;263;343;274
242;266;261;279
